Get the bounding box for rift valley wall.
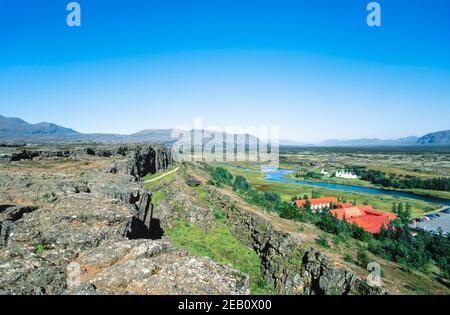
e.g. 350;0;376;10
205;186;386;295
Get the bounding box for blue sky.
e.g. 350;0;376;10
0;0;449;142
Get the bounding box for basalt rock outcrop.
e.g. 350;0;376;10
0;144;248;295
71;239;248;295
120;145;172;179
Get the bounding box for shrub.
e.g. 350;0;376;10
213;208;226;222
357;248;370;268
211;167;233;186
232;175;251;194
35;244;45;255
344;253;354;263
316;235;330;248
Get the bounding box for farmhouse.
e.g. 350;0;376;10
294;197;337;210
294;196;397;234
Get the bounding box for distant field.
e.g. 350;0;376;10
279;146;450;179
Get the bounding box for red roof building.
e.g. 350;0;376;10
293;196;397;234
330;205;397;234
338;202;354;208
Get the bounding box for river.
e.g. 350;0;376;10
237;167;450;207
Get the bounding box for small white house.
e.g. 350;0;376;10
335;170;357;179
320;169;330;177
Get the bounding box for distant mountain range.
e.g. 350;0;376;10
317;132;450;146
1;115;449;146
279;139;313;146
0;115;78;136
317;136;420;147
0;115;261;146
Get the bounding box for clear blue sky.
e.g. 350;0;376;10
0;0;449;142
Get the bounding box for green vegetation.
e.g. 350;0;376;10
303;171;322;180
209;166;233;187
343;253;354;264
356;248;369;268
196;185;208;200
151;191;167;206
315;235;330;248
346;165;450;192
42;192;57;202
290;172;375;188
166;220;274;294
213;207;227;222
35;244;45;255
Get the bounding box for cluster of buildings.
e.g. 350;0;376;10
334;170;358;179
319;169;358;179
294;196;397;234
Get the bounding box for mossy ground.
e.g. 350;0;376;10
166;219;275;294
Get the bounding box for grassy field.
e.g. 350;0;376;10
279;147;450;179
285;173;450;200
287;172;375;187
221;165;441;217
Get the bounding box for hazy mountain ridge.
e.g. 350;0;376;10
1;115;449;146
318;136;419;147
0;115;262;145
416;130;450;145
0;115;78;136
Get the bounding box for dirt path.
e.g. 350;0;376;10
143;167;180;183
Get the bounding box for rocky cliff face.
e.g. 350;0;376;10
0;145;248;295
121;145;172;179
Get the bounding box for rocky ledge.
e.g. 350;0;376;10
0;144;248;295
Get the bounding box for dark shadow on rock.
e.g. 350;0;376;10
0;204;15;213
127;217;164;240
149;218;164;239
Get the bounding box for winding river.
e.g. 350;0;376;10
239;167;450;207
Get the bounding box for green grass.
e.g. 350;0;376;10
35;244;45;255
213;207;227;222
196;185;209;201
166;220;275;294
288;173;450;203
315;235;330;248
151;191;167;206
403;188;450;200
287;173;375;188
